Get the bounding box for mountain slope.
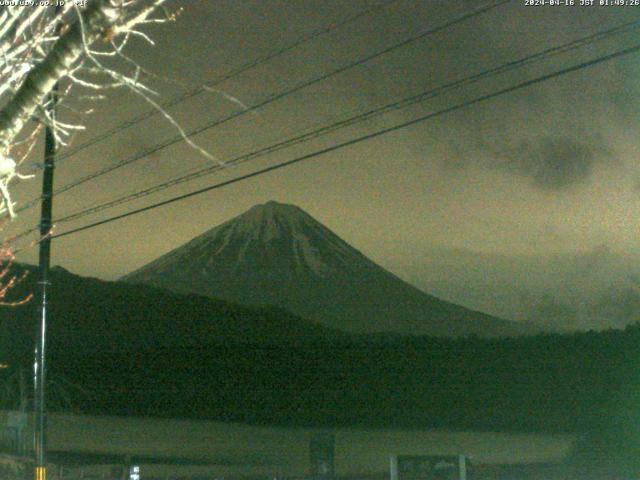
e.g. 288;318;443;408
0;264;345;362
403;245;640;331
123;201;534;337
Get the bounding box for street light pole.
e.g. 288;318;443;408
34;45;58;480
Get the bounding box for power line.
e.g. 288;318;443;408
49;42;640;240
16;0;510;215
54;0;401;164
47;17;640;228
14;17;640;240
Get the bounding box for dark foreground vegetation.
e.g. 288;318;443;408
0;265;639;476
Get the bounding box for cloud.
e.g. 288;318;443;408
477;135;614;191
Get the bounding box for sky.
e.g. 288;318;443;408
7;0;640;327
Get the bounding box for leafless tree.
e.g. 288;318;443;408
0;0;176;218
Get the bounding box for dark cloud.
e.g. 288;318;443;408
508;137;600;189
484;136;614;191
441;131;614;191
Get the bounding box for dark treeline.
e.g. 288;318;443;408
41;326;640;435
0;265;637;434
1;264;640;475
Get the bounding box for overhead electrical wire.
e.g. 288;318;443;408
12;16;640;241
54;0;401;164
47;42;640;240
15;0;510;215
45;17;640;229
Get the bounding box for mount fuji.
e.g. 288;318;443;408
123;201;534;337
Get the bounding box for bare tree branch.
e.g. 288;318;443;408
0;0;176;218
0;0;124;149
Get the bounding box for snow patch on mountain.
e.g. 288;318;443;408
292;230;328;276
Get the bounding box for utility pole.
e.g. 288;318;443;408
34;84;56;480
34;8;59;479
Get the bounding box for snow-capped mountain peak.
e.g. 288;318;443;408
123;202;534;337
